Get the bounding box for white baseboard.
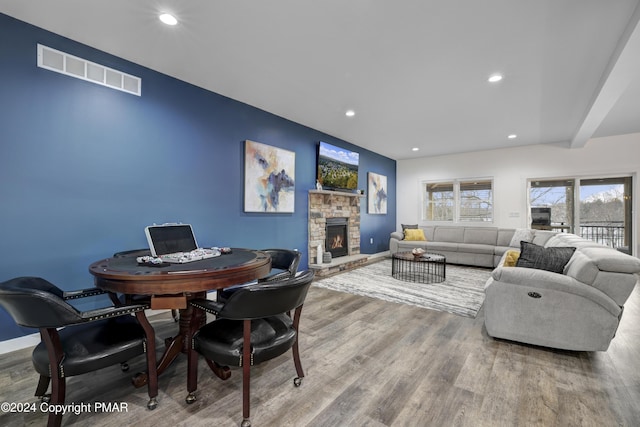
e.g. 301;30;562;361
0;333;41;355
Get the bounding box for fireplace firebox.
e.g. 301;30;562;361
326;217;349;258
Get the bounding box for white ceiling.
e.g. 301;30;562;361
2;1;640;160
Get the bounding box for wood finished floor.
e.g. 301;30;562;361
1;279;639;426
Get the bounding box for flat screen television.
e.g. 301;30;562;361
317;141;359;192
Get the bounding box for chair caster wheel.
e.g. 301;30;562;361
185;393;197;404
294;377;302;387
241;418;251;427
121;362;129;372
147;398;158;410
40;394;51;403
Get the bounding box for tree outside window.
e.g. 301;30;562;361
424;182;454;221
529;179;574;230
529;176;631;251
422;179;493;223
459;180;493;222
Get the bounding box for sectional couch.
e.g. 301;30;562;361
389;225;555;267
389;226;640;351
485;232;640;351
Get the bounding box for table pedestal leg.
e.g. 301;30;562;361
205;358;231;380
132;305;193;388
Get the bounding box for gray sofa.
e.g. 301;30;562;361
389;226;556;267
485;232;640;351
390;226;640;351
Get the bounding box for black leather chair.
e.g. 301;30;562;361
186;270;315;427
0;277;159;427
217;248;301;302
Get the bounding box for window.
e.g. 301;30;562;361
579;177;631;250
529;179;574;231
424;182;454;221
528;176;632;252
459;180;493;222
422;179;493;223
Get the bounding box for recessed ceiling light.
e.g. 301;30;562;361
159;13;178;26
412;147;420;152
345;110;355;117
488;74;503;83
508;134;517;139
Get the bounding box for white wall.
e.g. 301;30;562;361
396;133;640;254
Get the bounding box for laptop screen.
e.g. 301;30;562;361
145;224;198;256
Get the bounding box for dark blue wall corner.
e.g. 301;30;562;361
0;13;396;341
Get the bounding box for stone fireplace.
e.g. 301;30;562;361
308;190;361;264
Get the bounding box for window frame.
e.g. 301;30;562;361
421;178;494;224
527;174;633;251
423;181;455;222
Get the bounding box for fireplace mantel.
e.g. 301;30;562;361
309;189;364;198
308;190;361;266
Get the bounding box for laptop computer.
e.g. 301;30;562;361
144;223;219;263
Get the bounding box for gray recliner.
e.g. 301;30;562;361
484;234;640;351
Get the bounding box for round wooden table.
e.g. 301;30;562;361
90;248;271;295
89;248;271;382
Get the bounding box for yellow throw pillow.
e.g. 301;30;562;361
503;250;520;267
404;228;427;241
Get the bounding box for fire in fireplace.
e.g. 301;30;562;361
330;234;344;249
326;217;349;258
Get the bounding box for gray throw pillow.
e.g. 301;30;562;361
515;241;576;274
401;224;419;240
401;224;418;231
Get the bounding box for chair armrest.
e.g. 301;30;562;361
490;266;620;316
190;298;224;315
63;287;108;300
390;231;404;240
79;303;149;322
258;271;291;283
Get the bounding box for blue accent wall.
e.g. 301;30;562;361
0;14;396;341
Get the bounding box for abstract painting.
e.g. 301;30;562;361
244;140;295;213
368;172;388;214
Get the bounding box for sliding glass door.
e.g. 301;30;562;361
529;176;632;253
529;179;574;232
579;177;632;253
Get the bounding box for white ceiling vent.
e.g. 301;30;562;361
37;44;141;96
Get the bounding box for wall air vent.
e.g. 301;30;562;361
37;44;141;96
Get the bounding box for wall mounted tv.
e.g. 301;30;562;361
317;141;359;192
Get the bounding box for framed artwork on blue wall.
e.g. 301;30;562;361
244;140;296;213
368;172;388;214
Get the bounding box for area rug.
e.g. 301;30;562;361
313;259;492;318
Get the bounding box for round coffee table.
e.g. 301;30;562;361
392;251;446;283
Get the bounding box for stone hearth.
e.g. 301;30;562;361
308;190;361;267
